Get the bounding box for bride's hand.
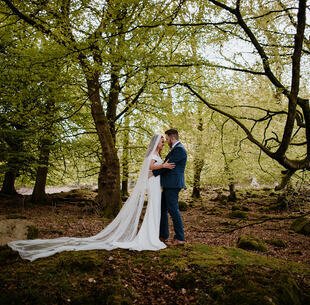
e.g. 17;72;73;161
162;160;175;169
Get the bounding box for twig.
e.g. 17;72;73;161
220;212;310;235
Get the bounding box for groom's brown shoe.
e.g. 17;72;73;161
172;239;185;246
160;237;168;244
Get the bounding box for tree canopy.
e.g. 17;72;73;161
1;0;309;213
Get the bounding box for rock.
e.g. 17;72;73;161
27;225;39;239
179;201;187;211
0;219;37;245
250;177;260;188
237;235;267;252
231;205;250;212
229;210;248;219
266;239;286;248
211;190;227;203
275;195;289;210
291;217;310;236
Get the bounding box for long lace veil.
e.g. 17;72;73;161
8;134;163;261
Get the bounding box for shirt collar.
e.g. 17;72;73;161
171;141;180;149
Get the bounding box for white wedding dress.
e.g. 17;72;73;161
113;154;166;251
8;135;166;261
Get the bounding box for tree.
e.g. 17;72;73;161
3;0;190;216
173;0;309;187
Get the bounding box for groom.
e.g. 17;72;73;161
153;129;187;245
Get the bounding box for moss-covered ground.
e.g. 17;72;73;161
0;243;309;305
0;186;309;304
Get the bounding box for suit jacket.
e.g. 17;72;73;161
153;142;187;189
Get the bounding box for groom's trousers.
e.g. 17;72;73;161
160;188;185;241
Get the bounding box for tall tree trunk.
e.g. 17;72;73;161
192;159;204;198
191;110;205;198
1;170;17;194
1;126;24;195
192;117;204;199
107;68;120;141
190;40;205;199
86;75;121;217
2;1;123;217
227;174;237;202
31;138;51;203
121;114;130;199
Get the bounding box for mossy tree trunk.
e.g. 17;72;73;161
192;117;204;199
190;41;205;199
1;171;17;195
121;113;130;199
1;125;25;195
85;73;121;217
31;138;51;203
3;0;147;217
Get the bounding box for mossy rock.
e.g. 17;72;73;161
231;205;241;211
227;192;237;202
26;225;39;239
0;245;20;263
231;205;250;212
0;219;35;245
291;217;310;236
229;210;248;219
266;239;286;248
237;235;267;252
178;200;187;211
210;284;224;299
272;195;290;210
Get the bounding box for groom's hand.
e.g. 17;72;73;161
162;160;175;169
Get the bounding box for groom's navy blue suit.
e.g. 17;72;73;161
153;142;187;241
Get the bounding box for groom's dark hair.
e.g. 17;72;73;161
165;128;179;140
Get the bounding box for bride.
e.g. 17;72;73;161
8;134;175;261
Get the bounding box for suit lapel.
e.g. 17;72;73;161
164;142;181;162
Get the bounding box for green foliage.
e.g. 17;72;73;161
0;0;309;193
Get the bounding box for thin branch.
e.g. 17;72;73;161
221;212;310;234
181;82;274;158
147;62;266;75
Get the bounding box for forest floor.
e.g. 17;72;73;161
0;186;309;305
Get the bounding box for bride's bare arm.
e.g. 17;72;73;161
149;160;175;170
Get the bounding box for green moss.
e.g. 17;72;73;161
1;244;309;305
266;239;286;248
211;284;224;298
229;210;248;219
231;205;250;212
0;245;20;264
26;225;39;239
291;217;310;235
237;235;267;252
56;254;100;272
